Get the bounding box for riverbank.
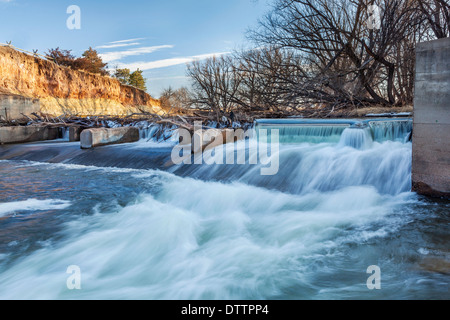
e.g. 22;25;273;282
0;46;163;119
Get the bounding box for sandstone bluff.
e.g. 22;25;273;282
0;46;163;120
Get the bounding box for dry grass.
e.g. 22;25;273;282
342;105;414;118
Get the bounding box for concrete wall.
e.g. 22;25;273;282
0;126;59;144
0;94;40;120
412;37;450;198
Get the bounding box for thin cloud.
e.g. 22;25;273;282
117;52;230;71
100;45;174;62
96;42;141;49
109;38;145;44
95;42;141;49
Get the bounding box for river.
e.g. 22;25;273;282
0;119;448;299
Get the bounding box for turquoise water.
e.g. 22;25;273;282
255;118;413;144
0;119;448;300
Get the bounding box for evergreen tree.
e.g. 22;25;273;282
129;69;147;91
113;68;131;85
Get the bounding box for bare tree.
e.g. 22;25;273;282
186;0;444;115
234;47;308;111
160;86;193;114
250;0;423;107
418;0;450;39
187;56;241;121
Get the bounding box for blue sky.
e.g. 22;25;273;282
0;0;271;97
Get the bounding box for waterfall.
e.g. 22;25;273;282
129;118;413;145
139;124;160;141
170;119;413;196
255;119;353;144
136;123;178;143
0;118;413;197
2;116;442;301
368;119;413;142
173;137;411;195
338;127;373;150
255;118;412;144
58;127;70;141
257;125;348;144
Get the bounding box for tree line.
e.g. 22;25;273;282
166;0;449;119
45;47;147;92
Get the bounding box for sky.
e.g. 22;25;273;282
0;0;272;98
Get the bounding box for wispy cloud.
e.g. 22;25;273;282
96;42;141;49
117;52;230;71
116;52;230;71
109;38;145;44
99;45;174;62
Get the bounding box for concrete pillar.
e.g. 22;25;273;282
191;128;246;154
69;126;84;142
80;127;140;149
412;37;450;198
0;126;59;144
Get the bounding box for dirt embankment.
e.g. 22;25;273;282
0;46;163;119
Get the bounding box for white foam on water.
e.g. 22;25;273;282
10;160;160;175
0;121;430;300
0;174;414;299
181;139;412;196
0;199;72;218
130;139;177;149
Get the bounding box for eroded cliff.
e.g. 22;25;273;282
0;46;162;119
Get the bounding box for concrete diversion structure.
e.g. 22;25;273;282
412;37;450;199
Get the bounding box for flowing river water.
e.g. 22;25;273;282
0;119;448;299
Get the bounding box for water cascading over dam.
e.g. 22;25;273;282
0;117;447;300
171;118;413;194
254;118;413;144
